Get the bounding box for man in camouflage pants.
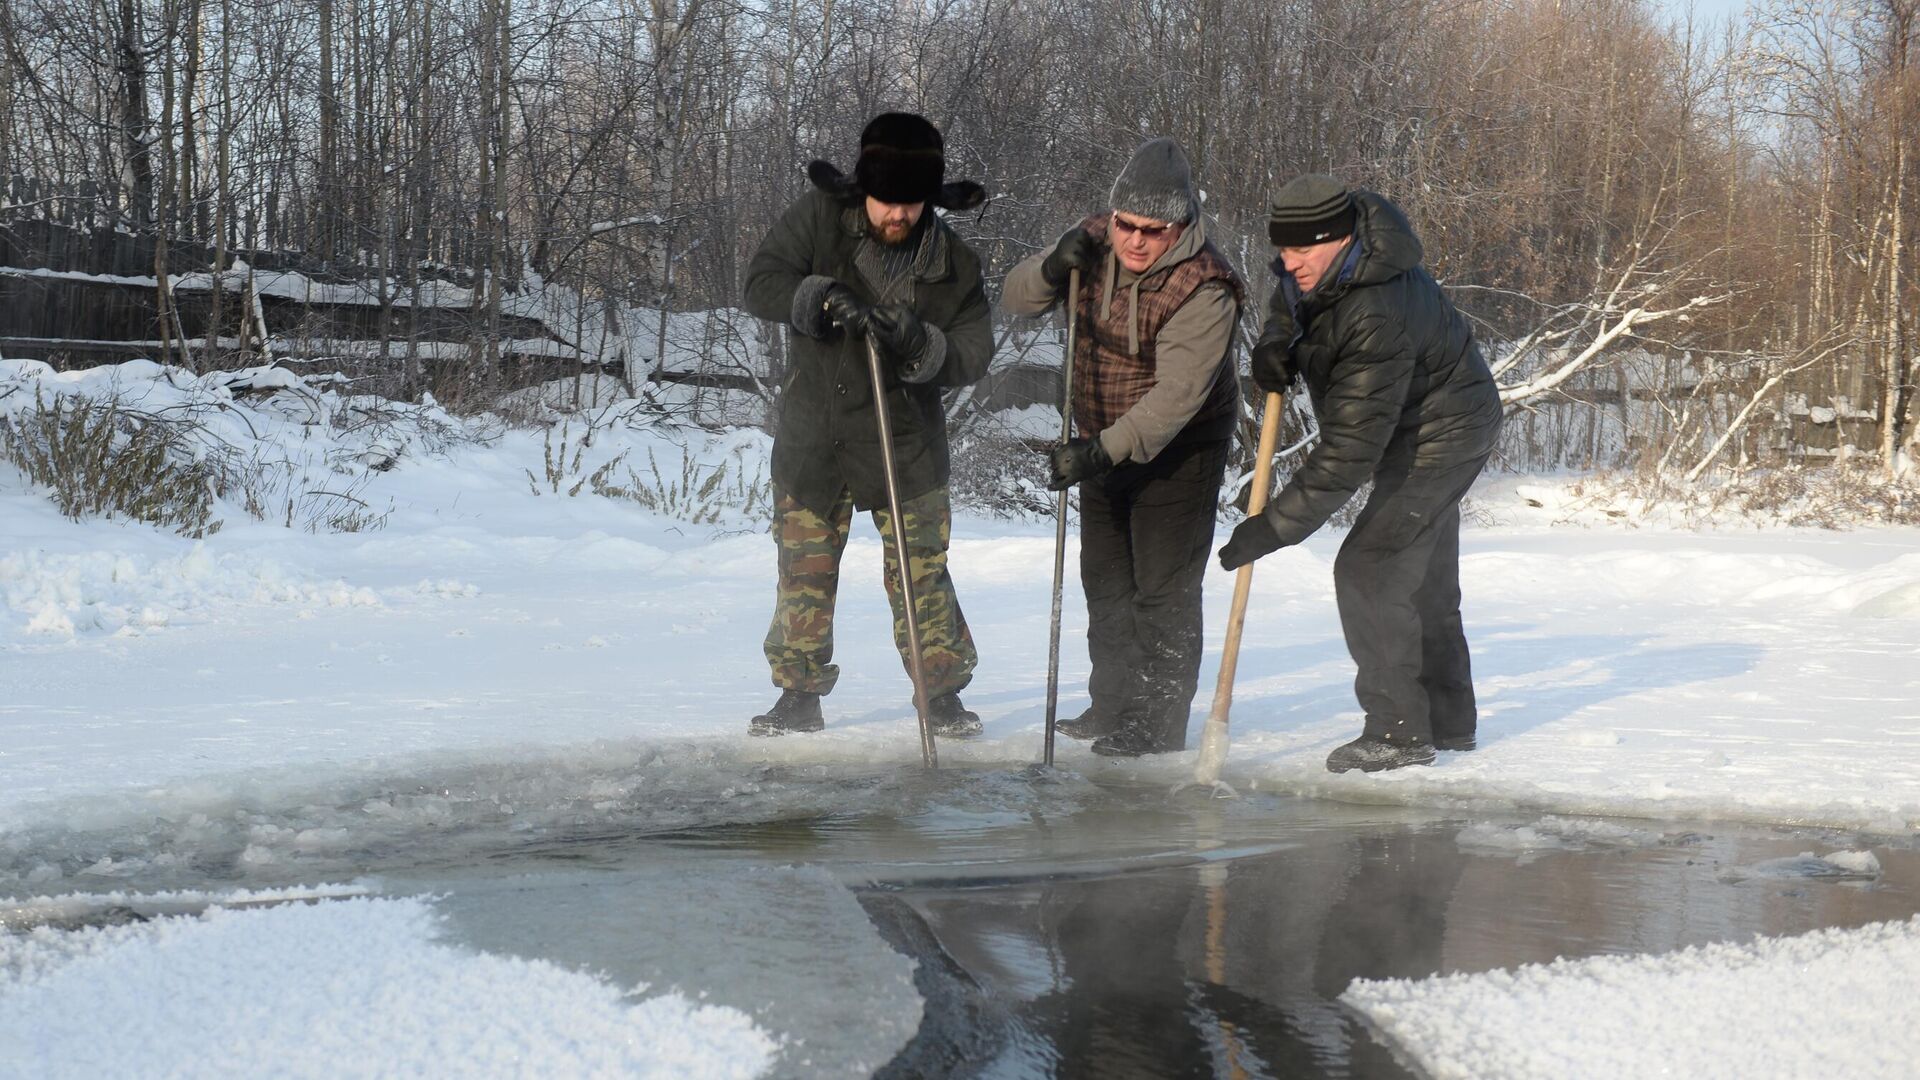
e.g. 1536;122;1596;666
741;112;994;737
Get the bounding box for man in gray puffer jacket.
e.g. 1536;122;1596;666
1218;174;1503;774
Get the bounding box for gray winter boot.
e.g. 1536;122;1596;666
750;690;824;736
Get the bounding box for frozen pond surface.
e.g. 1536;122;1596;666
7;363;1920;1076
5;761;1919;1078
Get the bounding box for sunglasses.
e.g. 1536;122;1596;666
1112;215;1179;240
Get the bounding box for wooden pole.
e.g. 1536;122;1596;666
1192;391;1285;787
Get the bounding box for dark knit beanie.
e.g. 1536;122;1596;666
1108;137;1197;225
855;112;945;205
1268;174;1356;246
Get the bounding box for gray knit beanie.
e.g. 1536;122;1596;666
1268;174;1356;246
1108;137;1197;225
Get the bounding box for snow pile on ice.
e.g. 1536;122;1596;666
0;545;380;638
0;895;779;1080
1344;915;1920;1080
1719;849;1883;883
1;356;781;540
422;862;926;1078
0;356;489;539
1454;816;1679;858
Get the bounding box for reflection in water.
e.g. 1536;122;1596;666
905;829;1460;1078
10;765;1917;1080
891;819;1919;1080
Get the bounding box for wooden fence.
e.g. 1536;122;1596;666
0;197;561;374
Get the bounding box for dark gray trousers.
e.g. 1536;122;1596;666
1080;438;1230;751
1332;451;1490;744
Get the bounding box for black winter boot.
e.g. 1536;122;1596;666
1090;725;1161;758
928;693;983;738
1434;733;1476;752
1055;707;1119;741
750;690;824;736
1325;734;1435;774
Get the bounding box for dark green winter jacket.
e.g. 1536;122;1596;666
743;189;994;515
1256;191;1504;547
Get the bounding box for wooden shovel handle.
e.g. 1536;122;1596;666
1193;391;1285;784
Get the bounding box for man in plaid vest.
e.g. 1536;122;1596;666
1002;138;1246;756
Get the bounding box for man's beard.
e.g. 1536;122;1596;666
874;219;917;247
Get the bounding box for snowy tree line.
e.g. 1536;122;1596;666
0;0;1916;478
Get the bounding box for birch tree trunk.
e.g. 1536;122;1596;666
117;0;153;226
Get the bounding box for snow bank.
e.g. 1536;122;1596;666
1480;470;1920;531
0;895;779;1080
0;357;475;466
1852;579;1920;619
0;546;381;639
1344;915;1920;1080
1460;544;1920;615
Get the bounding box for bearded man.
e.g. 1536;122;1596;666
740;113;993;738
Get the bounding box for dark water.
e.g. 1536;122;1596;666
7;765;1918;1079
406;773;1920;1079
650;788;1920;1079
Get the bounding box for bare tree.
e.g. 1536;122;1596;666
0;0;1907;481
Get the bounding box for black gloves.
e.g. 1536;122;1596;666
866;303;928;362
823;284;871;337
1046;437;1113;491
1250;339;1297;394
1218;515;1283;570
1040;226;1102;290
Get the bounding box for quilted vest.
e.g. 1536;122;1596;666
1071;212;1245;439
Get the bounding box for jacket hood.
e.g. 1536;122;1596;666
1346;190;1423;287
1100;211;1215;356
1150;211;1209;277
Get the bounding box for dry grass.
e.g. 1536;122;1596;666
596;444;770;524
1;393;220;536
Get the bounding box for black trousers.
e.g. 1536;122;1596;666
1080;438;1230;751
1333;450;1490;745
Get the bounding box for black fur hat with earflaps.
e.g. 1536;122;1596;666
807;112;986;211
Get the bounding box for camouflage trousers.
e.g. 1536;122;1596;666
764;485;977;698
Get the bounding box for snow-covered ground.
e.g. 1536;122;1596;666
1;895;778;1080
1346;914;1920;1080
3;359;1918;1077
